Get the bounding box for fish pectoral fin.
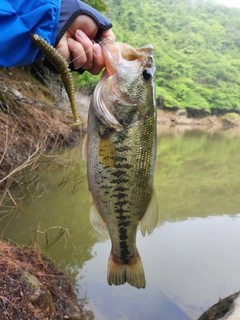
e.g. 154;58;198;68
82;134;88;161
90;201;108;234
108;250;146;289
139;189;158;237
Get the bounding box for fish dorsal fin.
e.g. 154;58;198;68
90;201;108;234
139;189;158;237
82;134;88;161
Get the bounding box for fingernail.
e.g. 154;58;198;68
76;29;84;40
93;44;101;56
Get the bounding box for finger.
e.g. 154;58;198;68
75;30;94;69
88;44;105;75
67;38;87;69
69;15;98;39
100;29;115;41
56;35;71;62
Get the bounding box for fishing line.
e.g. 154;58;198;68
68;38;108;66
6;0;109;68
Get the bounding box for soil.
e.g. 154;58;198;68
157;108;240;131
1;66;240;319
0;240;81;320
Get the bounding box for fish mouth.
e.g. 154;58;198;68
99;38;120;76
99;39;154;77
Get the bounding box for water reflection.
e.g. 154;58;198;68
156;128;240;221
1;128;240;319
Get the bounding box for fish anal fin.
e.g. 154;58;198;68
82;134;88;161
107;251;146;289
90;201;108;234
139;189;158;237
98;135;116;167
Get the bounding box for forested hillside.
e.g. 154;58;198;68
83;0;240;114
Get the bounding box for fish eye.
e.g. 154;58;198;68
142;69;152;81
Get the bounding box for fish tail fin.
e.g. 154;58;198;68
107;250;146;289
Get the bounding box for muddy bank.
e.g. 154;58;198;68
0;240;81;319
0;67;84;189
157;108;240;131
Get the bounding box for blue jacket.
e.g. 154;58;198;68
0;0;112;68
0;0;60;67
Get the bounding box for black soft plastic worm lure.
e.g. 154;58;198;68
31;34;81;125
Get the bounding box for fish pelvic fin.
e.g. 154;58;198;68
139;189;158;237
82;134;88;161
90;201;108;234
107;250;146;289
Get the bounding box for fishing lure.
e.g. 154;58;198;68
31;34;81;125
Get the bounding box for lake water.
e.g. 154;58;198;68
1;127;240;320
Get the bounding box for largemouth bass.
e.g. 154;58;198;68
83;39;158;289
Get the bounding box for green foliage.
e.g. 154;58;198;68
99;0;240;113
73;71;102;93
83;0;107;12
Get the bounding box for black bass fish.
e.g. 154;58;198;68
82;39;158;289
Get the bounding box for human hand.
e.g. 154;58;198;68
56;15;115;75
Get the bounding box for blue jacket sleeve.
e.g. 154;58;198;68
0;0;60;67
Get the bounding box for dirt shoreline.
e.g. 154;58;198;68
0;240;82;319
